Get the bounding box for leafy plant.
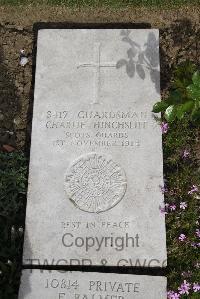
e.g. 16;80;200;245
0;152;27;299
152;61;200;123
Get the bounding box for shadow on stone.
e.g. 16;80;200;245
116;30;160;94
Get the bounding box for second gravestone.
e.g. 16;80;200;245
23;28;167;267
19;270;167;298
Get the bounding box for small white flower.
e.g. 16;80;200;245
11;226;15;234
7;260;12;265
20;56;28;66
18;227;24;234
195;262;200;268
180;202;187;210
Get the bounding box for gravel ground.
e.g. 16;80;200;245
0;5;199;150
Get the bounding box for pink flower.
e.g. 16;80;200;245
167;291;180;299
161;122;169;134
169;204;176;211
193;283;200;292
188;185;199;194
179;234;186;242
182;149;190;158
167;291;174;299
160;185;168;194
196;229;200;238
180;202;187;210
178;280;190;295
171;293;180;299
167;291;173;298
192;242;200;248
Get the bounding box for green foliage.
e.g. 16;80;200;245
0;152;27;299
152;61;200;124
163;117;200;294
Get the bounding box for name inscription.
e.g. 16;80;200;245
44;109;150;149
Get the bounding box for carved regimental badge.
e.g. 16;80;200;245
65;153;127;213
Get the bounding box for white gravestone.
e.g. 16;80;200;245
23;29;167;267
18;270;167;299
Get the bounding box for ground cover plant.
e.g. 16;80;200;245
162;117;200;298
152;61;200;298
0;152;27;299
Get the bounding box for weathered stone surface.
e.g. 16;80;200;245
23;29;166;267
18;270;167;299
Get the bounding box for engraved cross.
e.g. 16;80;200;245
77;42;116;104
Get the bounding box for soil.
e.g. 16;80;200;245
0;5;199;150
